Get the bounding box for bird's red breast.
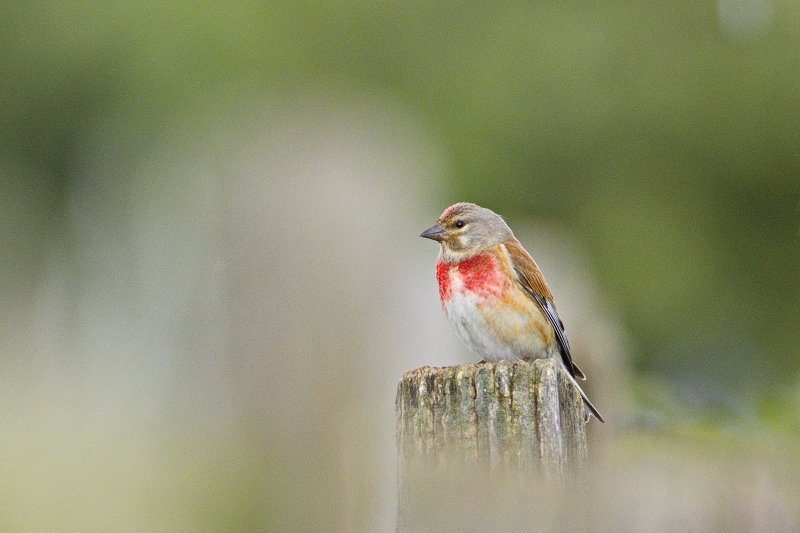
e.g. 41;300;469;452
435;251;507;305
434;244;557;359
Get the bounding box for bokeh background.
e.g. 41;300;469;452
1;1;799;531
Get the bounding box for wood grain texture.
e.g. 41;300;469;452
396;358;587;532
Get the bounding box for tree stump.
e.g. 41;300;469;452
395;358;588;532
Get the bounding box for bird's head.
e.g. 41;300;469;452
420;202;514;263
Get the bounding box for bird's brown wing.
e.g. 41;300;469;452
504;239;585;380
503;239;553;300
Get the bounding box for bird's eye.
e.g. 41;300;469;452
454;220;466;229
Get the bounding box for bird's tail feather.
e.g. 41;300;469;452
559;361;605;423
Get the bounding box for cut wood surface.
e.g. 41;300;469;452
396;358;588;532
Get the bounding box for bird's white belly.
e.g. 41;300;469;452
443;286;552;363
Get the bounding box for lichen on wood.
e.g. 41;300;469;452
396;359;588;532
396;359;587;533
397;358;586;473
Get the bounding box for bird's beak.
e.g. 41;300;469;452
420;224;446;242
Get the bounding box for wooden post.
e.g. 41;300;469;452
395;358;587;532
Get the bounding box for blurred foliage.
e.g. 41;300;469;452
2;0;799;382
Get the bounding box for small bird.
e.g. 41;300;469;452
421;202;604;422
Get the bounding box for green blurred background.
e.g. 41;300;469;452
1;1;799;531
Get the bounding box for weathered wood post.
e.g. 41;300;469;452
395;358;588;532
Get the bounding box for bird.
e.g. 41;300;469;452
420;202;604;423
